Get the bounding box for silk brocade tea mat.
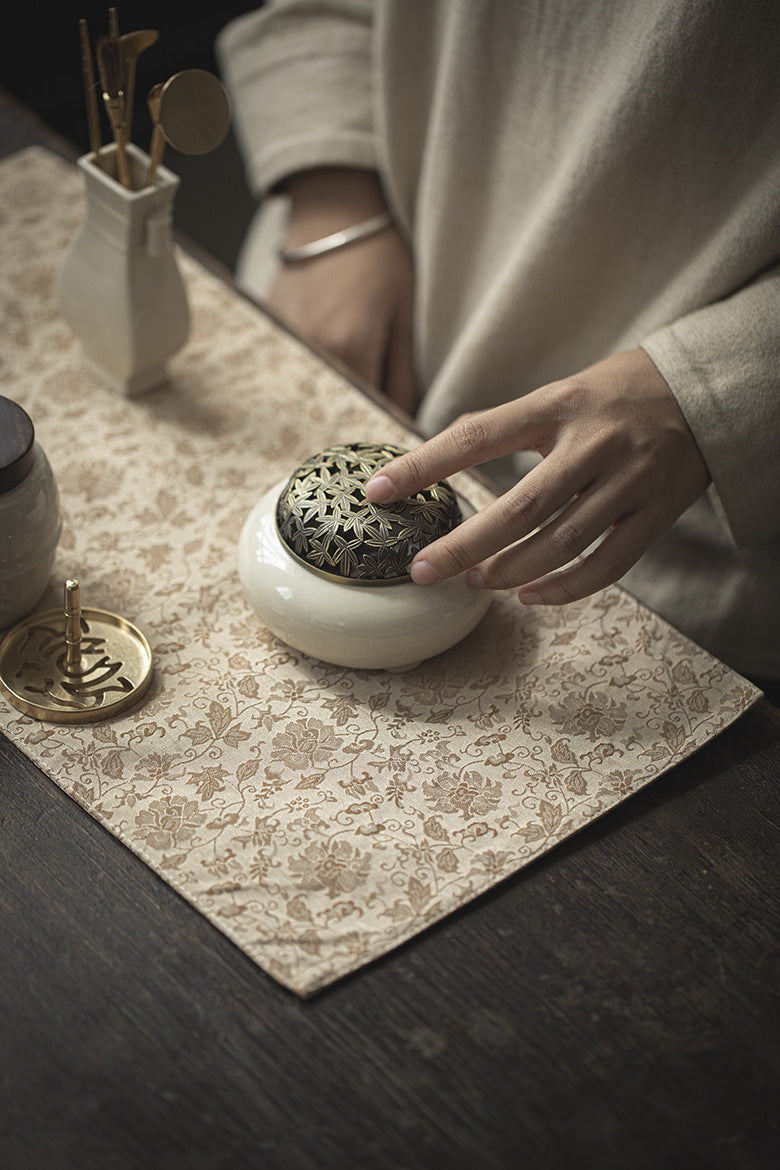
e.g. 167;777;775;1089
0;149;761;995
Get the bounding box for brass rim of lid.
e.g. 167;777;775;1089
275;442;462;585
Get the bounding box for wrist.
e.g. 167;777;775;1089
281;167;389;249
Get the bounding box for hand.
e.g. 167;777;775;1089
267;168;418;415
365;348;711;604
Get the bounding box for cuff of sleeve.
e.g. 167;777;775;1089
217;7;376;199
641;286;779;548
244;134;378;201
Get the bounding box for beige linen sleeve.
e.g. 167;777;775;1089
641;263;780;549
216;0;377;199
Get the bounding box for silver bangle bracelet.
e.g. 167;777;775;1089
278;211;392;263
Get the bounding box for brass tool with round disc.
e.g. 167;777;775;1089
157;68;231;155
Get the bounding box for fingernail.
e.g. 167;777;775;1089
467;568;484;588
365;475;393;503
519;591;543;606
410;559;439;586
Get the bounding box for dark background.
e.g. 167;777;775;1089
2;1;260;268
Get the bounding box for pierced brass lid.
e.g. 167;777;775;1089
0;579;153;723
276;443;462;584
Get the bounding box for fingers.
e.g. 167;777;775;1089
406;448;592;585
516;508;661;605
365;396;553;504
365;347;712;607
472;475;637;589
267;225;418;402
268;262;383;387
404;447;676;593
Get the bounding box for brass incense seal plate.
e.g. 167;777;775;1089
276;443;462;584
0;580;153;723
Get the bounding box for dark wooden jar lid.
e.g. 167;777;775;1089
0;396;35;495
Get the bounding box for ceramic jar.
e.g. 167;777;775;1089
238;443;493;671
0;397;61;628
58;143;190;397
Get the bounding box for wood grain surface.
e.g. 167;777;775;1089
2;700;778;1170
1;85;778;1170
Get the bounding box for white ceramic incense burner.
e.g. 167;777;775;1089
238;443;493;671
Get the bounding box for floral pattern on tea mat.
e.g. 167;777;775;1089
0;150;760;996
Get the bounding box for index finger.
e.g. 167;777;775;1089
364;399;547;503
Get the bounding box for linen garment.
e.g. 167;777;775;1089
217;0;780;676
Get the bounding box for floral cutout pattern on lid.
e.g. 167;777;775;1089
275;443;462;583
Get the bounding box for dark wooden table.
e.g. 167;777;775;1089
2;91;779;1170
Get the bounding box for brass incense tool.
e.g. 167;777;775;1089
146;69;230;185
79;18;104;167
97;34;131;188
118;28;160;143
146;82;165;185
0;579;153;723
157;69;231;155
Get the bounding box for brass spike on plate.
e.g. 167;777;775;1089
0;579;153;723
